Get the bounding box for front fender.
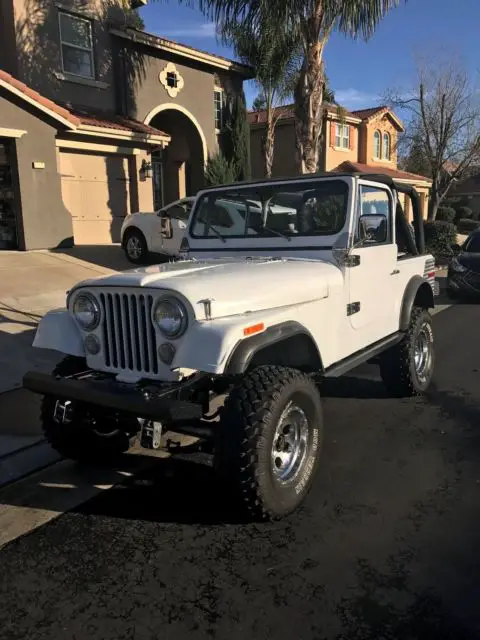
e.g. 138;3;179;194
173;308;297;375
33;309;85;357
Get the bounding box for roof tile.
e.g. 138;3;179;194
334;161;432;183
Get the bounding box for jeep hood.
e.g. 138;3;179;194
74;258;341;320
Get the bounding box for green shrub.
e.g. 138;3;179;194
436;206;456;223
457;218;480;234
204;152;237;187
454;206;472;222
424;220;457;262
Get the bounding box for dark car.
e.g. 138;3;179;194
447;229;480;299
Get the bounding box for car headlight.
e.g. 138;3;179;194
451;257;467;273
153;296;188;339
72;293;101;330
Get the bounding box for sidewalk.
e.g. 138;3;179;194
0;246;130;480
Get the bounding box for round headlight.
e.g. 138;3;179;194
72;293;100;330
153;297;187;339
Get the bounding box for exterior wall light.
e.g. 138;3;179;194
140;159;153;180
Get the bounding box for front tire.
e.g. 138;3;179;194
216;365;323;520
379;307;435;397
41;356;138;462
123;229;149;264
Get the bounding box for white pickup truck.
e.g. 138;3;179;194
24;171;437;520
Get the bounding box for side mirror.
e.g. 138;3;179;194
160;216;173;239
358;214;388;244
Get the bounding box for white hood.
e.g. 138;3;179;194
73;257;342;320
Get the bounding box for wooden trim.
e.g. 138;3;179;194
76;125;170;145
0;128;27;138
110;28;254;77
55;139;140;155
0;79;76;130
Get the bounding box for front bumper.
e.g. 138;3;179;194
23;371;204;423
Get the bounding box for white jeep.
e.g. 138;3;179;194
24;172;438;520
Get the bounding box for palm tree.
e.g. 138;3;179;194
180;0;406;173
220;11;301;177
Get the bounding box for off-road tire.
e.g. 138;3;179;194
379;307;434;397
123;228;149;264
215;365;323;521
41;356;138;462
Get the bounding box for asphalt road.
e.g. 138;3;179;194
1;302;480;640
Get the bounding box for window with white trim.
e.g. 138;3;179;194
373;130;381;159
335;123;350;149
214;89;224;131
383;132;391;160
59;11;94;79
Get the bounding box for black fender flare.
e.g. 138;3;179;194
224;320;322;375
400;276;435;331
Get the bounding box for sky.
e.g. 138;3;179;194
139;0;480;112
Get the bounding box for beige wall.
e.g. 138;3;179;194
0;91;74;249
10;0;127;112
0;0;18;76
324;118;359;171
250;120;297;179
360;112;399;167
129;48;218;159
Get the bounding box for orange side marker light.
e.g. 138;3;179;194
243;322;265;337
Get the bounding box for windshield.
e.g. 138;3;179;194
190;179;349;239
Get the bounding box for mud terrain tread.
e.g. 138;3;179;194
218;365;322;521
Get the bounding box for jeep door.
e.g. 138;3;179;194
347;181;399;347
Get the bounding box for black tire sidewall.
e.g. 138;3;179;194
407;309;435;393
256;382;323;516
124;230;148;264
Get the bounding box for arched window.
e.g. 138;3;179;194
383;132;391;160
373;130;381;159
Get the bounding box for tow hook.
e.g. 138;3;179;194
140;419;163;450
54;400;73;424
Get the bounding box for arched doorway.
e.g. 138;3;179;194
144;105;207;208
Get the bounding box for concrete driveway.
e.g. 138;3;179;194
0;245;132;394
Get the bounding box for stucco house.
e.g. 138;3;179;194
0;0;252;250
248;104;432;221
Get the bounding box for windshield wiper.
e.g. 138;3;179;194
208;224;227;243
262;225;292;241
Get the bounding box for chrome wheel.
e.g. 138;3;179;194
271;400;309;483
126;235;143;260
414;323;433;382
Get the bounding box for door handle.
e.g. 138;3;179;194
390;269;400;275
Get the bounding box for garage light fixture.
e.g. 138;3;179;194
140;159;153;180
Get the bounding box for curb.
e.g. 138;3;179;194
0;438;62;489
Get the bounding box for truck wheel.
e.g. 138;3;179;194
216;365;323;520
379;307;435;397
41;356;138;462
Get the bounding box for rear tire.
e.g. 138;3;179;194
41;356;139;462
215;365;323;520
379;307;434;397
123;229;149;264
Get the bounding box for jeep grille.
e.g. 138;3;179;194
99;292;159;374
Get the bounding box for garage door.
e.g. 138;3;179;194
59;150;132;245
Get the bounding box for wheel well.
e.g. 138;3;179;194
247;333;323;374
414;281;434;309
122;226;145;247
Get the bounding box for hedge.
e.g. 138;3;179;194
454;206;472;223
424;220;457;263
436;206;456;223
457;218;480;234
